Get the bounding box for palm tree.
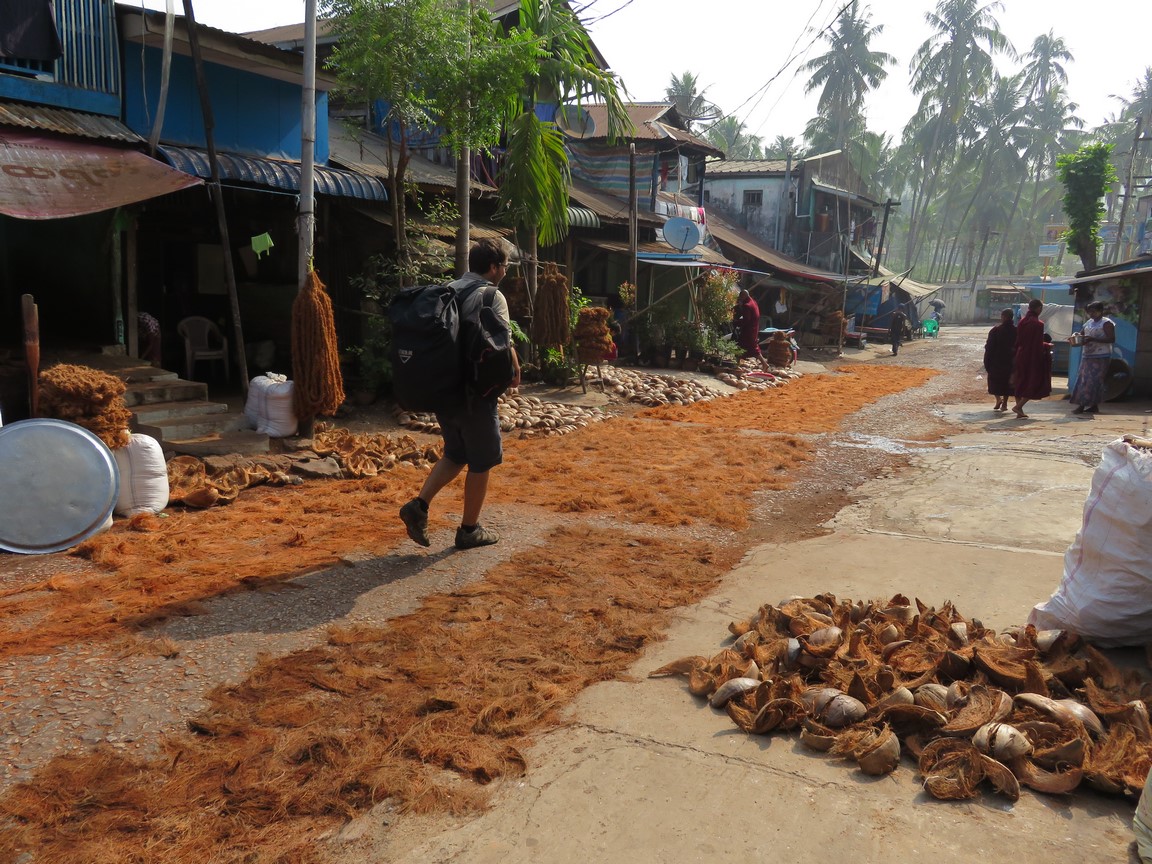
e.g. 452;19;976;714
764;135;803;159
902;0;1014;268
664;71;720;130
704;116;763;160
1110;68;1152;263
497;0;630;311
1020;31;1072;100
799;0;894;154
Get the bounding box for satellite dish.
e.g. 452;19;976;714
554;105;597;139
662;217;701;252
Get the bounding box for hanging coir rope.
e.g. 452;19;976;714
291;269;345;420
532;262;571;348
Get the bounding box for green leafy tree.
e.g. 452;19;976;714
1056;143;1117;272
323;0;533;278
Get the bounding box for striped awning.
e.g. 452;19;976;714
157;146;388;201
567;206;600;229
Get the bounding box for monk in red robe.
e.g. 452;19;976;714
732;289;769;370
1011;298;1052;419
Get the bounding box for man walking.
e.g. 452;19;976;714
888;306;908;356
399;240;521;549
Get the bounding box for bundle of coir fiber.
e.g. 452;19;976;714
533;262;571;348
291;269;345;421
574;306;613;365
38;363;131;449
499;274;531;319
766;331;793;367
821;310;846;339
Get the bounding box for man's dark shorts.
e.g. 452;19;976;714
435;399;503;472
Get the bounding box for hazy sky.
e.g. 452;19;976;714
133;0;1148;143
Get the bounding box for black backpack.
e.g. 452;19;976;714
388;276;515;413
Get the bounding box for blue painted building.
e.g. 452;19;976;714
1;1;388;388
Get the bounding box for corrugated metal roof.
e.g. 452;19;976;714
706;216;847;284
810;178;880;207
327;121;495;193
579;236;730;266
157;145;387;201
568;180;661;225
567;206;600;229
579;103;723;156
352;206;509;240
705;158;792;175
0;103;143;143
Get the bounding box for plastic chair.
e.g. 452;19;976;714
923;318;939;339
177;316;230;382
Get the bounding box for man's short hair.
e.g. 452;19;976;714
1028;298;1043;312
469;239;507;275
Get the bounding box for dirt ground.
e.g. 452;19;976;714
0;333;1012;862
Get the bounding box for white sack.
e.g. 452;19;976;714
245;373;298;438
1029;439;1152;646
113;433;169;516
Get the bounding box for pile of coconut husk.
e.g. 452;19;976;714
393;394;606;439
651;594;1152;803
601;367;725;406
38;363;132;449
312;425;441;478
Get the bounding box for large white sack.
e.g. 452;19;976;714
113;433;170;516
1029;439;1152;646
245;373;298;437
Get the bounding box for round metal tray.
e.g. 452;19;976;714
0;419;119;554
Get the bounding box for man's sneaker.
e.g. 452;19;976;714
399;498;430;547
454;524;500;550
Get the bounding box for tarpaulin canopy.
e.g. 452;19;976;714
0;131;202;219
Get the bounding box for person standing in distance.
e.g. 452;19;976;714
888;305;908;356
1069;300;1116;415
399;240;521;549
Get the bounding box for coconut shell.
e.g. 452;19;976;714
919;738;985;801
977;754;1021;801
941;685;1013;735
857;726;902;776
1009;756;1084;795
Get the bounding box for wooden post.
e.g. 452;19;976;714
21;294;39;418
126;211;139;359
182;0;249;392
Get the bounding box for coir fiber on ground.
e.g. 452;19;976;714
0;366;935;862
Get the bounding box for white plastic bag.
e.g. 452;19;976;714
113;433;170;516
244;373;298;438
1029;439;1152;646
1136;766;1152;862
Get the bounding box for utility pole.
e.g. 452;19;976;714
298;0;317;288
872;198;900;278
628;143;637;290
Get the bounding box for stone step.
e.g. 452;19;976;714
135;411;251;442
122;378;209;407
131;399;230;424
164;430;270;457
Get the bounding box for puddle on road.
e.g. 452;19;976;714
831;432;930;454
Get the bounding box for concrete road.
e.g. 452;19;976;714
379;327;1151;864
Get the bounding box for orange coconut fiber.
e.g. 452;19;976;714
0;525;740;864
0;473;426;660
497;420;810;531
639;365;938;433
